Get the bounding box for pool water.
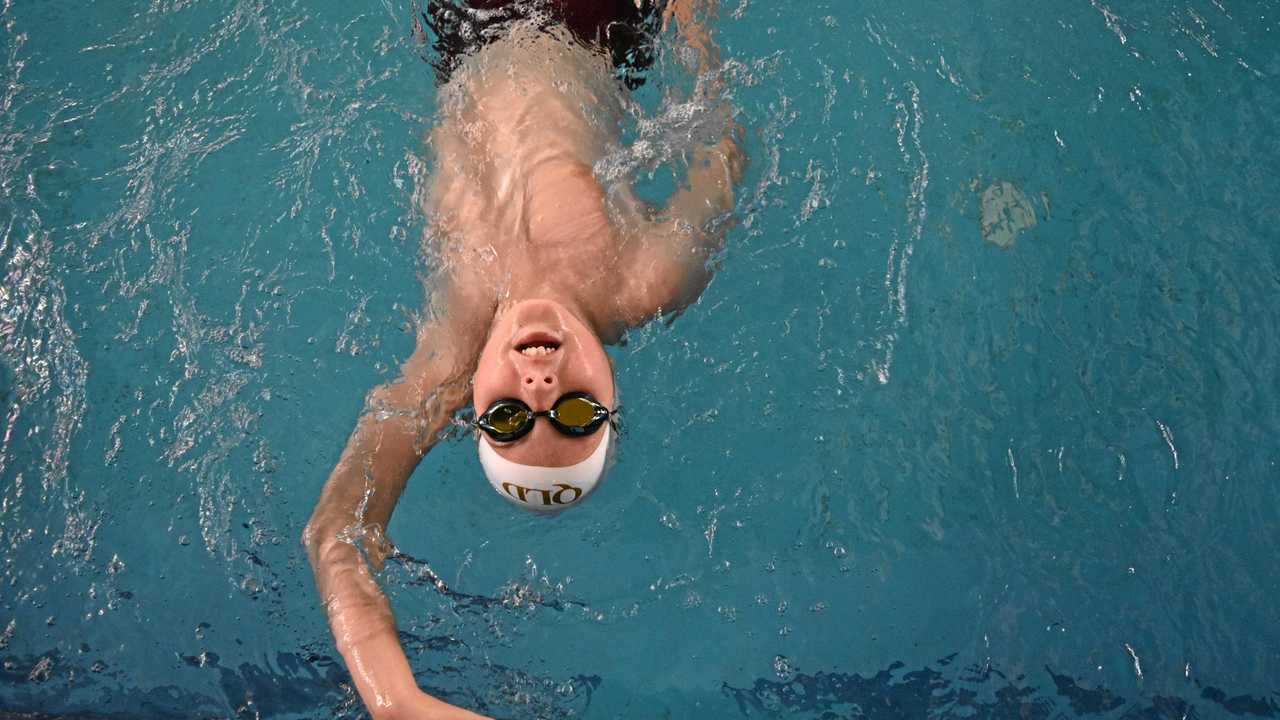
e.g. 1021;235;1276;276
2;0;1279;718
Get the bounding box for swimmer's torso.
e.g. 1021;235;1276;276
426;28;642;308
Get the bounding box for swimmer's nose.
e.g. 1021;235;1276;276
521;371;559;406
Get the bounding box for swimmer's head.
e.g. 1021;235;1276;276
472;299;616;512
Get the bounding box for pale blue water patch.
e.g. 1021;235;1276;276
2;0;1279;718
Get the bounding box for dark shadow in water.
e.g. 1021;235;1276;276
4;647;1279;719
391;549;591;615
0;646;347;719
4;552;1277;720
723;655;1280;720
0;549;600;719
0;636;596;719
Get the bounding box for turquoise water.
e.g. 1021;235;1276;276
2;0;1279;717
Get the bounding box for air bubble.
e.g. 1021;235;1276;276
773;655;794;681
27;656;53;682
240;575;263;598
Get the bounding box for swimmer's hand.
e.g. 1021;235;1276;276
688;121;746;215
667;118;745;235
380;689;493;720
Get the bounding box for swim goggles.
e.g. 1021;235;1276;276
475;392;615;443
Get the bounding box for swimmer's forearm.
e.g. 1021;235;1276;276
339;630;489;720
304;326;484;718
664;130;743;249
304;412;432;717
312;539;419;715
305;493;405;659
305;538;418;719
305;472;490;720
666;0;740;235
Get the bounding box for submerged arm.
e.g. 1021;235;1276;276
302;287;492;720
625;0;744;318
667;0;742;233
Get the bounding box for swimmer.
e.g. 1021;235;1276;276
302;0;742;717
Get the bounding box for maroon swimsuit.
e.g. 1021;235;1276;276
423;0;664;88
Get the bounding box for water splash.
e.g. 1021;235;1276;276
867;80;927;385
0;6;93;579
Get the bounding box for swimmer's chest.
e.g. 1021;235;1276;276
436;175;623;289
522;160;617;252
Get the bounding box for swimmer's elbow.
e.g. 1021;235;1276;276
301;517;344;570
364;381;417;419
300;520;324;565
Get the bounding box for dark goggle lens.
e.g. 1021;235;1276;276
487;403;529;434
553;396;598;427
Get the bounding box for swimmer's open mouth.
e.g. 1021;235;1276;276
515;333;561;356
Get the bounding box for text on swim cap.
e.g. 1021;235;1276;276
502;482;583;506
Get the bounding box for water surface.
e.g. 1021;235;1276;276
1;0;1278;717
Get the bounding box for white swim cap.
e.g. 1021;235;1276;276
478;425;613;513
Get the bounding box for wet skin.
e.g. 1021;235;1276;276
303;4;741;718
472;299;615;466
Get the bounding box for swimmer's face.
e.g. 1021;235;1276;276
473;299;615;467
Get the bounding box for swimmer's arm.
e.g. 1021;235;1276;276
629;0;742;310
303;296;493;720
622;0;743;318
664;0;720;73
665;0;741;234
617;143;743;321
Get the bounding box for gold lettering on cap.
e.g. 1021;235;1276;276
551;483;582;504
502;482;530;503
501;482;584;506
